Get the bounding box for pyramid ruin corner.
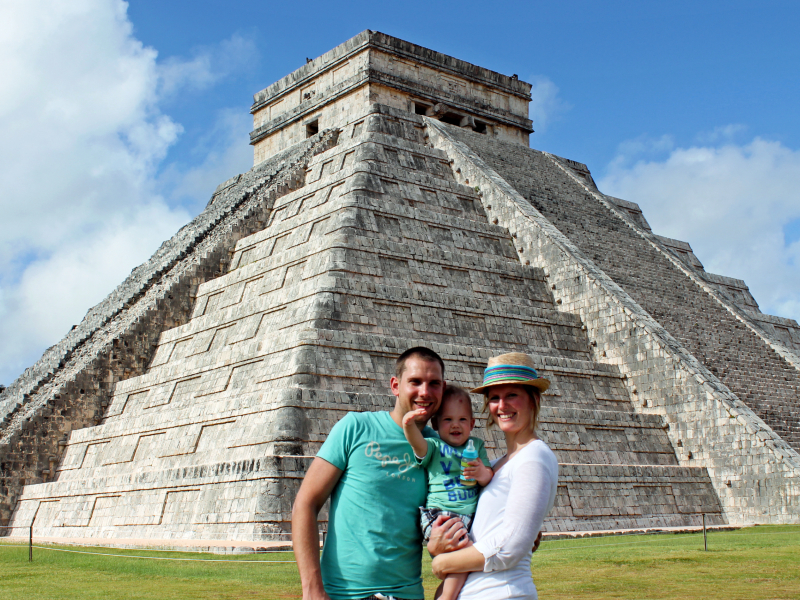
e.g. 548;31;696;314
0;30;798;542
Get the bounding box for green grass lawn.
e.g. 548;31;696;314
531;525;800;600
0;526;797;599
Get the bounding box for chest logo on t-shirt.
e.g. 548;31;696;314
364;441;418;482
435;443;479;502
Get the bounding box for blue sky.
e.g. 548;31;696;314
1;0;799;385
125;0;800;183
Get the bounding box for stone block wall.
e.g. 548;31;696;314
250;30;533;164
746;312;800;355
6;104;725;539
427;118;800;523
656;229;800;356
0;131;338;527
438;124;800;450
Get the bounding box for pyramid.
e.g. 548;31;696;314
1;31;798;541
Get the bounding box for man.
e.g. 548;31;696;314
292;347;467;600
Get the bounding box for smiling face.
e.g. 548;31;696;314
486;384;538;436
434;395;475;447
390;356;444;426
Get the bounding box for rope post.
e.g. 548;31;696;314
29;526;33;562
702;514;707;552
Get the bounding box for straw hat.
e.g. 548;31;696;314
471;352;550;394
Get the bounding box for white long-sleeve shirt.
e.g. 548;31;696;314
459;439;559;600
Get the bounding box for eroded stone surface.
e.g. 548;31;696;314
2;32;797;539
5;105;729;538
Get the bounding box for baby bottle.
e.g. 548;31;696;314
460;439;478;487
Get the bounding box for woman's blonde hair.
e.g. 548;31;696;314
482;384;541;433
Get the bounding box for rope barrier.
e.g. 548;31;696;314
539;528;799;553
0;541;294;554
2;524;795;564
30;545;296;563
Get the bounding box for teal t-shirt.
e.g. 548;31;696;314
317;411;436;600
418;436;491;513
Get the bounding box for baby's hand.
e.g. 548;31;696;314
462;460;493;486
402;407;428;427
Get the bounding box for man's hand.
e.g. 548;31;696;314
461;460;493;487
303;588;332;600
532;530;543;553
427;515;470;556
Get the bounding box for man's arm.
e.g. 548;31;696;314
401;407;430;458
292;457;343;600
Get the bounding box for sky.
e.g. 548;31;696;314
1;0;799;386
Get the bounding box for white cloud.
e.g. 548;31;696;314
158;34;257;99
695;123;747;145
527;76;569;133
0;1;178;264
2;204;189;350
0;0;254;385
608;134;675;168
157;109;254;205
599;134;800;323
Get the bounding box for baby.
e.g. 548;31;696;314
403;384;493;600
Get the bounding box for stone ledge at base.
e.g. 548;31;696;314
541;524;743;540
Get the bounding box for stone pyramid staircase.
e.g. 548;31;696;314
9;104;723;540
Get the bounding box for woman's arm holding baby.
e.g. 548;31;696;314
402;407;430;458
431;545;485;579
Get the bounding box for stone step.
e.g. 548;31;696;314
210;231;547;309
547;463;724;532
14;455;718;539
13;455;308;539
305;131;455;187
229;195;517;274
539;408;677;467
149;272;588;373
85;391;655;446
53;384;668;482
106;328;628;412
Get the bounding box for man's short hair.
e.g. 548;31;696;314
395;347;445;379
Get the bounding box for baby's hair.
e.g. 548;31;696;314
432;385;473;429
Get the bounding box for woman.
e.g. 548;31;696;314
430;352;559;599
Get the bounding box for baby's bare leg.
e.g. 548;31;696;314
436;534;472;600
438;572;469;600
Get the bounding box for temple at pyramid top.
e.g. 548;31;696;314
249;30;534;163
